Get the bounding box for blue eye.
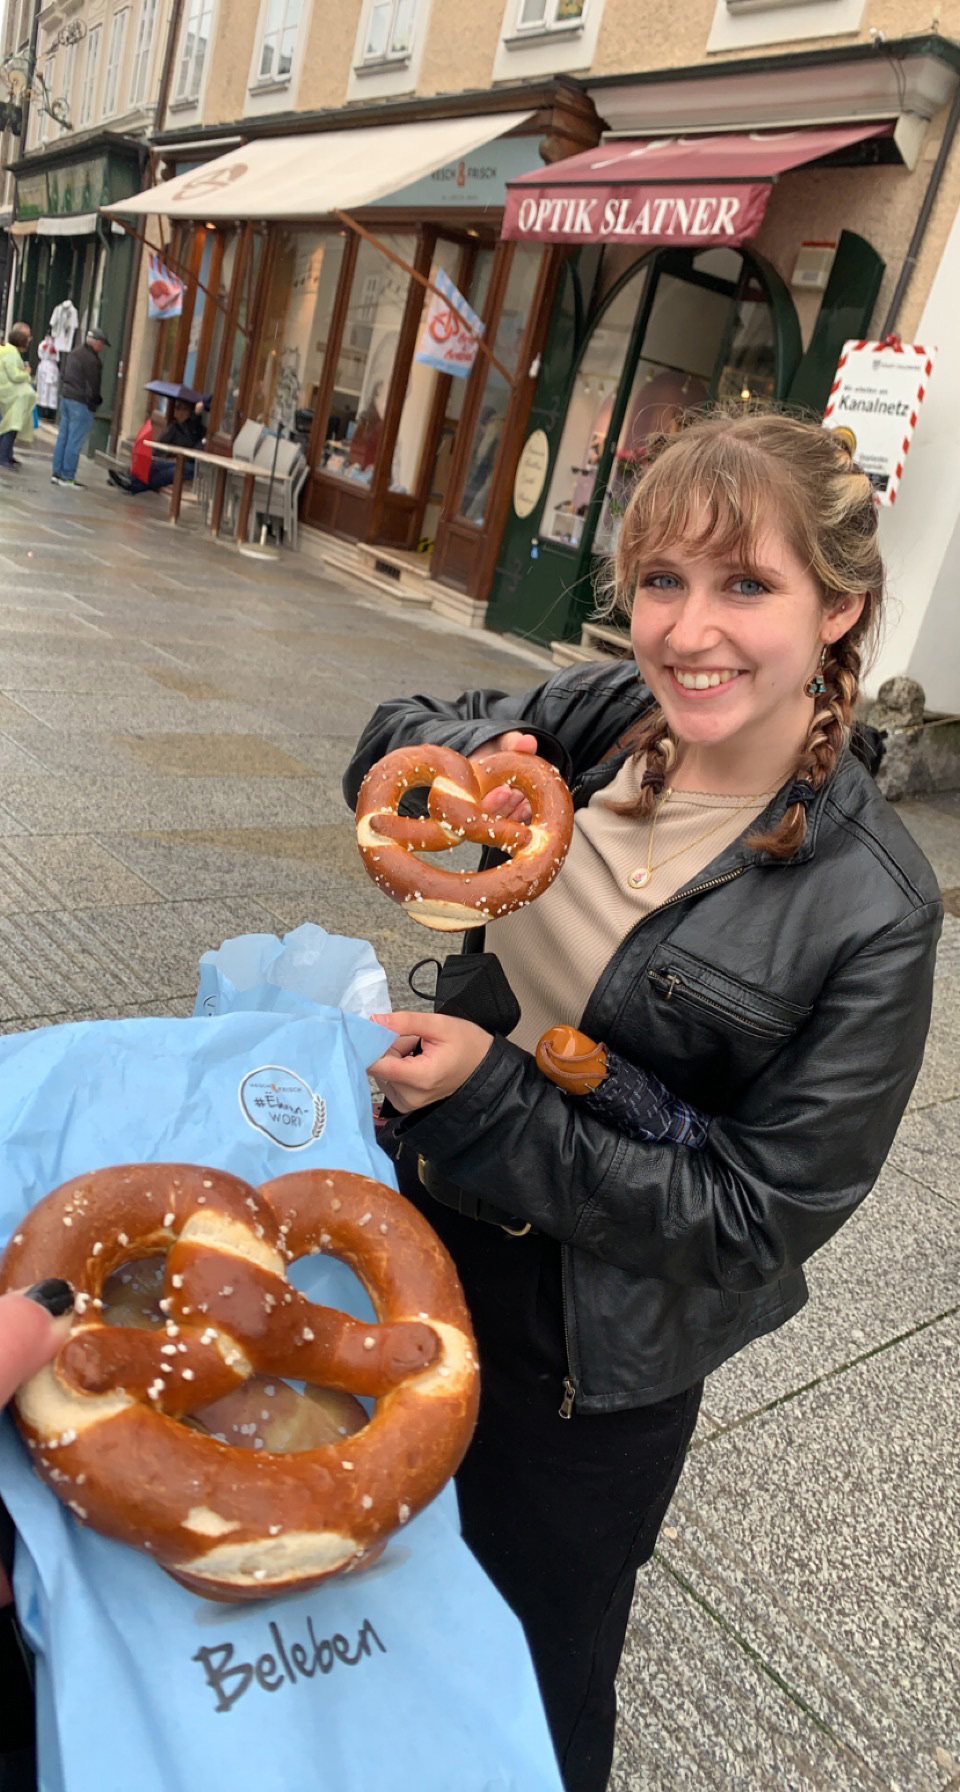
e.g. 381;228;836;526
732;576;768;597
642;573;682;591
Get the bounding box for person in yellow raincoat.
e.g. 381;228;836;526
0;324;37;473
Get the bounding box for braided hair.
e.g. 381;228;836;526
609;409;884;858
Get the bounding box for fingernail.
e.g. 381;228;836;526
24;1279;75;1317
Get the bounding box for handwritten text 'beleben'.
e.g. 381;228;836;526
193;1615;386;1713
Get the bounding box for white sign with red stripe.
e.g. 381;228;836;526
822;338;935;505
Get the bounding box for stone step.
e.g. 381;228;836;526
551;639;605;667
581;620;632;658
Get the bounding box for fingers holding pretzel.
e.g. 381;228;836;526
356;741;573;931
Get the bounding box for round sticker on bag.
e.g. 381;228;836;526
238;1065;327;1150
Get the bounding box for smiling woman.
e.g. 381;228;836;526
343;403;942;1792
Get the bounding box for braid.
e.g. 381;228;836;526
611;710;677;818
748;633;862;859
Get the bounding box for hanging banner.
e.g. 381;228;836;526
146;251;186;320
822;338;935;505
415;267;484;380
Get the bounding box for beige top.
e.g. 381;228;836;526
486;753;773;1054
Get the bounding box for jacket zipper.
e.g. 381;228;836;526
556;867;748;1420
648;967;789;1039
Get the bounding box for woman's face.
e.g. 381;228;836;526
629;520;858;763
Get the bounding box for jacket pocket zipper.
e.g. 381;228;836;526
648;968;793;1040
559;1377;577;1420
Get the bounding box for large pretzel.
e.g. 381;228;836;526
355;744;574;931
0;1165;479;1603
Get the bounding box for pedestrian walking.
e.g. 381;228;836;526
51;326;109;489
345;409;942;1792
0;324;37;473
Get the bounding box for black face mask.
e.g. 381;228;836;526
408;953;521;1038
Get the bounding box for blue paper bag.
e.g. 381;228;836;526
0;1002;562;1792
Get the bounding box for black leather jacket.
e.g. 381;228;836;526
344;661;942;1411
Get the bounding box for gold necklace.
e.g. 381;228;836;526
626;787;764;891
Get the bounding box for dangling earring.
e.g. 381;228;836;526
804;646;828;698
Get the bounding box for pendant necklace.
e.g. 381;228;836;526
627;787;769;891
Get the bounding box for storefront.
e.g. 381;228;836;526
109;87;598;609
7;136;143;452
484;123;903;648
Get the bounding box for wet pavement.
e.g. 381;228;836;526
1;435;958;1791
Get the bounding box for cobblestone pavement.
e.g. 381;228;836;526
2;439;958;1791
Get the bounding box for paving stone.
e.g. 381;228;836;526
658;1316;960;1782
95;822;361;898
908;974;960;1110
887;1094;960;1206
703;1159;960;1424
0;773;324;833
0;835;159;912
116;732;318;777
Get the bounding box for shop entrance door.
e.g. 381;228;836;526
486;244;800;645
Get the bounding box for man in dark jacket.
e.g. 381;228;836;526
107;398;206;494
51;325;108;489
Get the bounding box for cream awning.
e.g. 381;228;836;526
102;111;534;222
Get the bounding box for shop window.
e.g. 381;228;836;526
514;0;586;31
322;234;415;487
102;9;128;117
458;247;540;529
540;260;651;551
175;0;213;103
130;0;160;106
362;0;417;62
79;25;101;126
255;0;304;82
248;228;348;439
182;230;216;389
219;233;265;439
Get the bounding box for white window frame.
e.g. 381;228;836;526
360;0;417;66
102;9;129;118
38;50;56;143
79;24;101;127
254;0;305;85
512;0;587;35
707;0;864;52
175;0;214;103
130;0;160;106
59;38;77;119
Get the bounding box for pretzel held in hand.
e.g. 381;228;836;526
356;744;574;931
0;1164;479;1603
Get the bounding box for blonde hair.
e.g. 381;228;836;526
611;407;884;859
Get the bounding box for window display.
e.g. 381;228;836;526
458;246;540;528
248;228;347;431
322;235;415;489
540;261;650;549
219;232;264;439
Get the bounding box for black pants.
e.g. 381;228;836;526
395;1150;702;1792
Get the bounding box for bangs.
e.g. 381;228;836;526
616;433;803;593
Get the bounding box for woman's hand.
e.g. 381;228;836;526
470;729;538;825
0;1281;73;1606
369;1012;494;1115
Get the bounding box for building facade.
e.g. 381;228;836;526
1;0;178;449
8;0;960;703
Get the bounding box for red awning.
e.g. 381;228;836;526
502;123;893;248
